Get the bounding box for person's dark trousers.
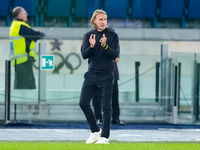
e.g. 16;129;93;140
93;80;120;121
79;70;113;138
112;80;120;120
14;61;36;89
92;91;102;121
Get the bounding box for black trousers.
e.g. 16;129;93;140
92;80;119;121
92;91;102;121
79;70;114;138
14;61;36;89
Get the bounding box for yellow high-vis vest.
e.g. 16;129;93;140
9;20;37;65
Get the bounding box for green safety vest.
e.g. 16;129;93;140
9;20;37;65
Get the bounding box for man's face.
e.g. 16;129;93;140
18;8;28;22
94;13;107;31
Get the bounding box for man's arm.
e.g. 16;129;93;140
104;34;119;60
19;25;44;41
81;33;95;59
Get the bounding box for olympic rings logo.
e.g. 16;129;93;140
33;52;82;74
53;52;82;74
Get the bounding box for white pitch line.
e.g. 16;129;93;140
119;134;142;137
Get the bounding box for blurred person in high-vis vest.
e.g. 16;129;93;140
9;7;45;89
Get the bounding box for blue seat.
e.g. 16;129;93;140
75;0;100;17
188;0;200;18
0;0;10;26
104;0;128;18
0;0;9;16
14;0;38;16
160;0;184;18
47;0;71;17
132;0;156;18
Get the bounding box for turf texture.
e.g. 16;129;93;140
0;141;200;150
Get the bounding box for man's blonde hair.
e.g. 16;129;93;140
90;9;107;29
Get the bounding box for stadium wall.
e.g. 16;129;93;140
0;28;198;122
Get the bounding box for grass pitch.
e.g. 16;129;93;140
0;141;200;150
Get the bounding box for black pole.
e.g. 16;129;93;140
192;60;198;122
14;104;17;122
195;63;200;121
135;61;140;102
155;62;160;102
4;60;11;125
178;63;181;114
197;63;200;120
174;65;178;107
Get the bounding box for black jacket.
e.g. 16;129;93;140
81;27;120;72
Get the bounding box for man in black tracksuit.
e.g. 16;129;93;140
79;9;119;144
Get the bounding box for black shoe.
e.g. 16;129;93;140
97;119;103;125
112;119;125;125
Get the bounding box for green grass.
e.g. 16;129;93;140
0;141;200;150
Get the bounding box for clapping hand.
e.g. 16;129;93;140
99;34;107;48
89;34;96;48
